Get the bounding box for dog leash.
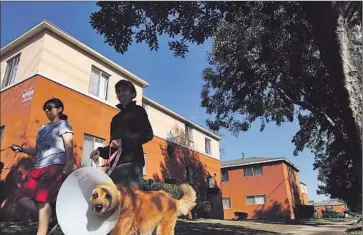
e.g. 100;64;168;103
47;146;122;235
105;146;123;176
0;146;10;152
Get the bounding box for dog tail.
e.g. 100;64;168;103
177;184;197;216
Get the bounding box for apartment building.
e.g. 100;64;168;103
0;20;222;221
313;200;348;217
221;157;308;220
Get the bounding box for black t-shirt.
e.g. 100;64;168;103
98;101;153;166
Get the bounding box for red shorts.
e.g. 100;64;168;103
16;164;65;203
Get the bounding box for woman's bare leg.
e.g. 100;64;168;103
37;202;52;235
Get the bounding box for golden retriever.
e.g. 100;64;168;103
89;182;197;235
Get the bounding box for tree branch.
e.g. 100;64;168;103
275;87;336;128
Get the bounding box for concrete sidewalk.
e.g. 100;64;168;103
283;220;357;235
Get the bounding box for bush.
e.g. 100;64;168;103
197;201;212;213
141;179;181;199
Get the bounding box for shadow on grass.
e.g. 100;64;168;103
0;220;279;235
345;226;362;234
0;222;63;235
248;218;352;227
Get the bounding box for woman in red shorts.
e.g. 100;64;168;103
11;98;74;235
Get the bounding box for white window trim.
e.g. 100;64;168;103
81;134;106;167
222;197;232;209
0;126;4;149
244;165;263;177
143;153;147;176
185;124;193;141
2;54;21;88
89;65;110;100
205;137;211;155
246;195;266;205
186;165;194;184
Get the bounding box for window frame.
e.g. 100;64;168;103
243;165;263;177
88;65;110;100
246;195;266;205
143;153;147;176
221;169;229;182
184;124;193;141
0;126;4;149
186;165;194;184
81;134;106;167
222;197;231;209
2;53;21;88
205;137;211;155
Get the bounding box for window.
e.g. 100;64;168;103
246;195;266;205
205;138;211;154
185;124;193;141
300;184;308;194
244;166;263;176
221;169;229;182
186;165;194;184
81;134;105;167
2;54;20;88
166;144;175;158
143;153;147;176
89;66;109;100
208;174;216;188
222;197;231;209
0;126;4;149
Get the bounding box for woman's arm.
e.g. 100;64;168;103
58;121;74;174
62;133;74;167
11;145;37;157
22;147;37;157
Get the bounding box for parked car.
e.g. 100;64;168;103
322;211;345;218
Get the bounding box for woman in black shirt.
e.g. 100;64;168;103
91;80;153;189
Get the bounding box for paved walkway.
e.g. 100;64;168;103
283;220;357;235
0;219;358;235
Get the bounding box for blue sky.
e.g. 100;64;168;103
1;2;328;202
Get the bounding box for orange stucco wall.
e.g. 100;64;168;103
0;75;222;221
221;161;303;220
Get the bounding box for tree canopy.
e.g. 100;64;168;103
90;1;362;209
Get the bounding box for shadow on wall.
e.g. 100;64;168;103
0;121;170;222
152;125;223;219
0;120;82;222
287;167;302;207
253;199;292;221
246;167;303;221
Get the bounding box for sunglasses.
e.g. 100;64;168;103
43;105;57;112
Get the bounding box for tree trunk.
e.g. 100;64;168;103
301;1;362;196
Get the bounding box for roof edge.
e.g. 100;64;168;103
221;158;299;171
143;96;221;141
0;20;149;88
